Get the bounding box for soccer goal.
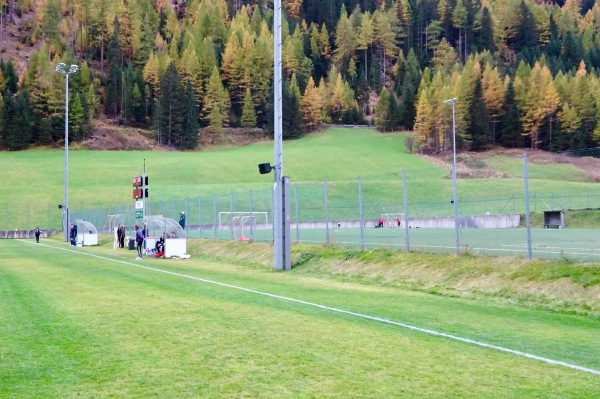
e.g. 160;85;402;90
104;214;124;248
232;216;256;241
218;212;268;230
381;213;404;227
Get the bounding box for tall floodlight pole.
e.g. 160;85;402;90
56;63;79;242
273;0;286;270
444;97;460;254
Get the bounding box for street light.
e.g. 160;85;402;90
444;97;460;254
56;63;78;242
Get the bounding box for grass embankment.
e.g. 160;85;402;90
2;128;598;207
189;238;600;318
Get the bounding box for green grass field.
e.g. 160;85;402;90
1;128;597;207
200;226;600;263
1;237;599;398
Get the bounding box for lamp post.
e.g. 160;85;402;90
56;63;78;242
444;97;460;254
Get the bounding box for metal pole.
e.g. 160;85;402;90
213;195;217;239
403;170;410;253
64;72;69;242
56;63;78;242
444;97;460;254
273;0;284;270
358;176;364;250
523;153;533;260
198;197;202;238
250;190;254;241
295;183;299;243
230;191;234;241
324;179;329;245
452;102;460;254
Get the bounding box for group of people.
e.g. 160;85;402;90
375;218;402;228
133;224;167;260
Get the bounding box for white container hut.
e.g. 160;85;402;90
144;216;187;258
76;219;98;246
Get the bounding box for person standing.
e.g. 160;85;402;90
179;211;186;229
135;225;144;260
34;227;42;243
117;224;125;248
70;223;78;246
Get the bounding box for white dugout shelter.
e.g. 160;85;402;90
144;217;187;258
76;219;98;246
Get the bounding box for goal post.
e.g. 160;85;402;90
218;212;268;229
381;213;405;227
232;216;256;241
104;214;124;249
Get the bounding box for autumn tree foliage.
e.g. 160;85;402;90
1;0;600;151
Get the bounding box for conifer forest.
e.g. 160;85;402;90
0;0;599;152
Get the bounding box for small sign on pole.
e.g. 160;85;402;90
135;210;143;219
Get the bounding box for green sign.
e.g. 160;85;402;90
135;210;143;219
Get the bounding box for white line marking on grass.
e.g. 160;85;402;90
22;240;600;376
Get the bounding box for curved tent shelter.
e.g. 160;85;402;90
144;217;187;258
76;219;98;246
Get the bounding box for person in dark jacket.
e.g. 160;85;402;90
70;223;78;246
34;227;42;243
135;225;144;259
117;224;125;248
179;211;186;229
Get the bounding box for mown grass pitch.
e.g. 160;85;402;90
1;238;599;398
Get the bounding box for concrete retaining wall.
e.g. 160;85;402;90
0;229;60;239
207;214;521;230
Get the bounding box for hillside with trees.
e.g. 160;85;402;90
1;0;600;152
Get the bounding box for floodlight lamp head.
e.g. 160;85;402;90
55;63;67;73
444;97;457;105
258;162;273;175
56;63;79;75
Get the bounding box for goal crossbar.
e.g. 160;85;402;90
218;212;268;229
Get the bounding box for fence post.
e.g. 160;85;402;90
295;184;299;243
198;197;202;238
452;163;460;254
250;190;254;241
213;195;217;239
324;179;329;245
358;176;364;250
230;191;234;240
403;170;410;253
523;153;533;260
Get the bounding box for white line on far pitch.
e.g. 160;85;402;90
22;240;600;376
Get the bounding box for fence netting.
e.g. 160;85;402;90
3;154;599;262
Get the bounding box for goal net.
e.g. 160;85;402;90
104;214;124;249
232;216;256;241
381;213;405;227
218;212;268;229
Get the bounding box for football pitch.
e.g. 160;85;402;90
1;239;599;398
193;226;600;263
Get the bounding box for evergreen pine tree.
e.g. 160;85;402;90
282;77;304;139
241;89;257;130
105;16;123;117
375;88;391;131
498;81;522;148
466;77;490;150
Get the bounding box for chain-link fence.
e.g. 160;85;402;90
3;154;600;262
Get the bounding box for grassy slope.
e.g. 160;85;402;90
191;239;600;317
2;128;597;207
